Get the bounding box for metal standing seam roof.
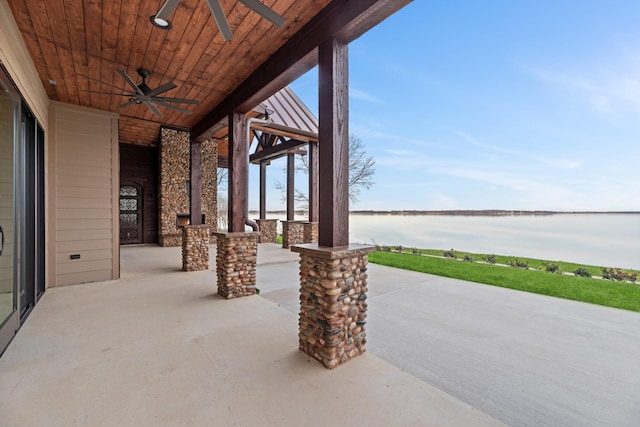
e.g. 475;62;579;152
210;86;319;164
257;86;319;141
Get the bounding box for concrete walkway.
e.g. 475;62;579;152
259;246;640;427
0;244;499;427
366;265;640;427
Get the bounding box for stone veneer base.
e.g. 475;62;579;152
283;221;317;248
182;225;211;271
159;234;182;247
291;243;376;369
302;222;318;243
256;219;278;243
214;232;259;299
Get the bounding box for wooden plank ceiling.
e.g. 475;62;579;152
7;0;332;145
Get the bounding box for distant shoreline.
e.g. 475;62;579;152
250;210;640;217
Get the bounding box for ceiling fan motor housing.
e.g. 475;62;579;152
137;83;153;95
136;69;153;94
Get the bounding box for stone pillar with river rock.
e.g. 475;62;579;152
292;244;375;369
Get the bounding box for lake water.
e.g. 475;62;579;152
349;213;640;270
261;213;640;270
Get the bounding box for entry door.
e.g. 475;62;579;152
119;184;143;244
0;72;19;352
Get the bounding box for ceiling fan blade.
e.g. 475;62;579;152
154;101;194;115
153;96;200;105
238;0;285;27
117;70;145;96
77;73;126;92
206;0;234;41
155;0;181;21
146;82;177;98
144;100;163;116
118;100;137;109
81;89;130;96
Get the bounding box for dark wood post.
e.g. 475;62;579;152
189;141;202;225
259;161;267;219
308;142;319;222
287;152;295;221
228;112;248;232
318;38;349;247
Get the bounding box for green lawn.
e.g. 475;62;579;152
368;250;640;312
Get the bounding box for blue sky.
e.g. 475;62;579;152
248;1;640;211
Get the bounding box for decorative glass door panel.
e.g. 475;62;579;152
119;184;142;244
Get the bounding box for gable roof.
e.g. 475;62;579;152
256;86;318;142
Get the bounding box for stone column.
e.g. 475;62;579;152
256;219;278;243
214;232;259;299
302;221;318;243
181;225;211;271
282;220;304;248
159;127;190;247
291;244;376;369
159;128;218;246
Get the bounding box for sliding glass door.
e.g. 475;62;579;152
20;105;45;319
0;69;19;353
0;66;47;355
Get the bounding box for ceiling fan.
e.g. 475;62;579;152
79;68;200;116
150;0;285;41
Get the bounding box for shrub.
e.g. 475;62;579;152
396;245;404;253
463;255;474;262
482;254;497;264
442;249;456;259
381;245;391;252
543;263;562;274
508;259;529;269
573;268;592;278
601;267;638;283
412;247;420;255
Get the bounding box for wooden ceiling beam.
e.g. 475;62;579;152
218;156;229;168
191;0;411;142
249;137;307;164
252;123;317;143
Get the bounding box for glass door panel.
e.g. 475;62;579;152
119;184;142;244
0;80;16;328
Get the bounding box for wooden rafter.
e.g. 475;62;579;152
249;136;308;164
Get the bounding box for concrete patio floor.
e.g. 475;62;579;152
3;243;640;426
258;246;640;427
0;244;499;426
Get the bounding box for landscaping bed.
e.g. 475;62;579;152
369;247;640;312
